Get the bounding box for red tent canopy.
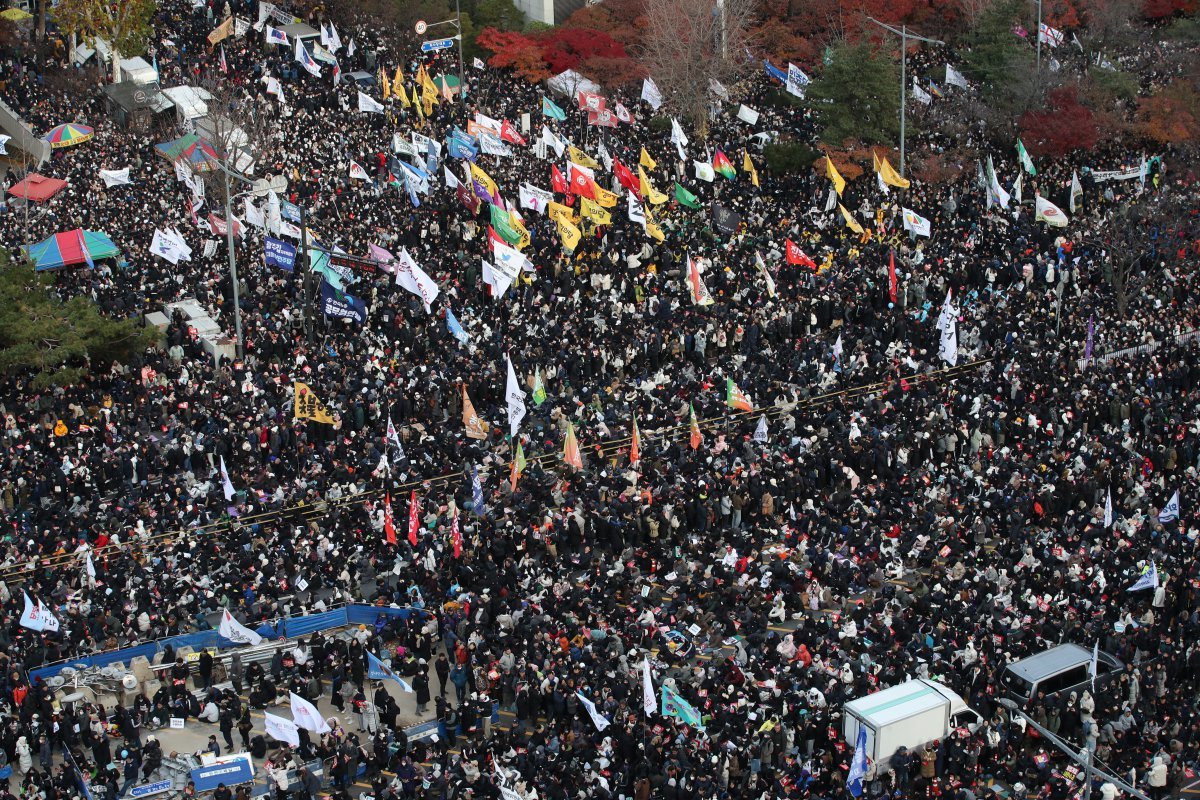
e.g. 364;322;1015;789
8;173;68;203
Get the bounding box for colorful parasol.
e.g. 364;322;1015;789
43;123;95;148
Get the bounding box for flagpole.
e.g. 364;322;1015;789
866;18;943;179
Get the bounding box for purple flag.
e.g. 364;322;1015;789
1085;315;1095;360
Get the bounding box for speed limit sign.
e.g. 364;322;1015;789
414;20;427;34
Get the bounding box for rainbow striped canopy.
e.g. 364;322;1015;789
43;123;95;148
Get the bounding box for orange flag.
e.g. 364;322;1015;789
688;403;702;450
563;422;582;470
630;415;641;466
462;386;487;440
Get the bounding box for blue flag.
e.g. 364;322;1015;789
366;651;413;692
447;133;478;161
263;236;296;271
764;60;788;83
660;684;703;730
848;725;869;797
542;96;567;121
320;280;367;325
446;306;469;345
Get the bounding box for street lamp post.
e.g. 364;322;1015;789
866;17;944;179
222;167;244;359
421;12;465;105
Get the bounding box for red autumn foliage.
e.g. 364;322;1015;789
539;27;630;74
475;28;551;82
1141;0;1197;17
1136;84;1200;145
1018;86;1099;158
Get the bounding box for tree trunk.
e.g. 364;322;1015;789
111;47;122;83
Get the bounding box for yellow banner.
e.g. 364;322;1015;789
294;382;335;424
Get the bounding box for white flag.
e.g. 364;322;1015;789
786;63;810;97
670;117;688;161
945;64;969;89
289;692;332;733
936;290;956;332
693;161;715;182
986;156;1010;210
21;591;60;632
444;166;461;189
349;160;370;180
912;78;932;105
1104;487;1113;528
901;207;931;237
474;56;486;69
357;91;385;113
85;551;96;580
1070;169;1083;213
394;248;440;310
754;414;769;443
264;712;300;747
482;260;512;299
294;39;321;77
99;168;132;187
326;22;341;52
1158;490;1180;523
832;333;843;361
218;608;263;646
150;230;186;265
709;78;730;100
219;455;236;501
939;314;958;366
386;415;404;456
541;125;565;158
627;194;646;227
641;77;663;110
0;134;10;154
519;183;552;214
1127;563;1160;592
264;25;289;45
1035;194;1069;227
479;131;514;158
641;659;655;716
1039;22;1064;47
505;355;527;436
1088;640;1099;686
243;198;265;228
576;690;610;731
736;105;760;126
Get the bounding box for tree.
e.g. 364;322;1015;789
476;28;552;82
0;251;158;389
808;40;900;146
53;0;156;81
963;0;1026;98
540;26;630;74
1135;81;1200;145
637;0;758;133
1018;85;1098;156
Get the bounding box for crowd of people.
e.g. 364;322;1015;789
0;0;1198;798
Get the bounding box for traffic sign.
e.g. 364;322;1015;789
414;20;427;34
421;37;456;52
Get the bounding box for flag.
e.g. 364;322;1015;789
888;248;898;304
661;684;703;729
294;39;321;77
743;151;759;187
450;509;463;558
367;651;414;691
500;119;527;145
568;164;598;198
532;369;547;405
912;78;932;104
939;310;958;366
1016;139;1037;175
446;306;469;346
786;62;810;97
506;355;527;436
556;216;582;252
688;403;702;450
568;145;600;169
839;204;864;235
1159;490;1180;523
754;251;776;297
1104;486;1113;527
754;414;769;443
219;45;228;73
902;207;932;237
928;79;943;99
713;150;736;180
670;117;688;160
349;160;370;180
726;378;752;412
264;713;300;747
640;147;657;170
563;422;582;470
630;415;641;466
848;725;869;797
1035;194;1068;227
473;56;486;69
687;256;714;306
641;77;663;110
580;196;612;225
207;16;234;45
510;441;527;491
357;89;385;113
1039;22;1064;47
936;291;955;332
674;182;701;209
945;64;969;89
264;25;289;45
1088;640;1099;687
1014;172;1024;204
737;104;760;126
407;489;420;546
641;659;656;716
294;382;335;423
85;551;96;580
472;465;486;516
1085;314;1095;364
383;492;396;544
986;156;1011;209
379;67;391;100
393;247;440;310
551;164;569;194
20;591;59;632
444;166;461;189
218;608;263;645
785;239;816;269
219;455;236;501
639;168;667;204
289;692;332;733
462;386;488;440
577;691;610;731
1070;169;1083;213
825;157;845;196
874;150;911;189
542;95;566;120
1128;563;1159;592
833;333;844;361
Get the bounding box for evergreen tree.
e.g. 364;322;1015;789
808;41;900;146
964;0;1027;101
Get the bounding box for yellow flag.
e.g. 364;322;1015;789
380;68;391;100
639;147;657;170
470;164;498;198
557;216;582;251
293;382;335;424
207;16;233;45
644;208;665;242
580;196;612;225
568;146;600;169
462;387;488;439
393;66;404;97
510;210;531;249
743;150;760;188
825;156;846;196
563;422;582;470
592;185;618;208
394;81;409;107
873;149;911;189
839;203;864;235
548;201;578;226
639;167;667;205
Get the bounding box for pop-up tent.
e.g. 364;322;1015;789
8;173;68;203
154;132;221;171
23;229;120;270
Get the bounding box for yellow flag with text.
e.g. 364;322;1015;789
294;382;335;424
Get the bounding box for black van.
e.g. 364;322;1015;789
1000;644;1123;705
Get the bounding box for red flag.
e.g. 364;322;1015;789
383;493;396;544
219;46;228;74
785;239;817;269
551;164;568;194
407;489;420;546
588;109;618;128
576;90;605;112
500;119;527;146
457;184;481;214
450;510;462;558
568;164;597;198
613;158;640;198
888;248;898;304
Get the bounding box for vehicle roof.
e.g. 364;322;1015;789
845;680;948;727
1006;644;1106;680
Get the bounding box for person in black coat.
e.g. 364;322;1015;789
413;670;430;715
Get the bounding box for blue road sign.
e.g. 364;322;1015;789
421;38;454;52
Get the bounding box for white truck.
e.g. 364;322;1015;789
842;679;982;775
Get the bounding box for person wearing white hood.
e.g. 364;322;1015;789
15;736;32;775
1147;755;1167;799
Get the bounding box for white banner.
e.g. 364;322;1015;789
218;609;263;645
264;712;300;747
518;183;552;214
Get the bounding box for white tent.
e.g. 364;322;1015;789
546;69;601;99
162;86;213;122
119;57;158;85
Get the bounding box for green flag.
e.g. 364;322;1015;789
532;368;547;406
674;182;701;209
489;203;522;246
542;96;567;121
1016;139;1036;176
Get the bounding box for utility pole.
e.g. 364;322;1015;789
867;17;943;179
222;167;244;359
455;0;465;105
1035;0;1043;72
